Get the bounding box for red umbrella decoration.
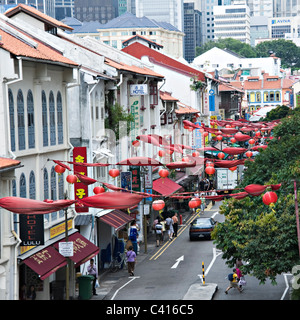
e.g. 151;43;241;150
244;184;268;196
222;147;247;155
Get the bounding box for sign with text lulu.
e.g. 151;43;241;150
20;214;44;246
73;147;89;212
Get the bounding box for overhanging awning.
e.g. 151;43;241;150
23;246;67;281
98;209;134;231
152;177;183;196
54;232;100;267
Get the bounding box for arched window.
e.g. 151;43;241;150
42;91;48;146
57;91;63;144
263;91;269;102
49;91;56;145
256;92;261;102
27;90;35;148
249;92;255;103
44;168;49;222
270;91;275;102
29;170;36;199
20;173;26;198
50;166;57;220
17;89;25;150
9;89;15;152
275;91;280;101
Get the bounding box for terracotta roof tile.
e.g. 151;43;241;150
175;101;199;114
160;91;178;101
122;42;205;82
0;157;21;170
0;28;78;66
105;57;164;78
5;4;73;31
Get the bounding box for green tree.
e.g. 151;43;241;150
255;39;300;70
195;38;257;58
212;112;300;284
263;105;290;122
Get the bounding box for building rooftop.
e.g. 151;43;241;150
99;11;181;32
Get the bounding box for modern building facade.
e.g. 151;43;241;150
0;0;55;17
250;15;269;46
88;12;184;58
135;0;184;31
74;0;119;24
183;2;201;62
273;0;300;17
213;2;251;44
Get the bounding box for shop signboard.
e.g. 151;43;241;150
129;166;141;192
20;214;44;246
73;147;88;212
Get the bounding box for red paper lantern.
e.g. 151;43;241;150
188;197;201;209
245;151;253;158
54;164;66;174
93;186;105;194
109;168;120;178
229;166;237;171
249;139;255;145
158;150;165;157
217;152;225;160
203;132;209;137
216;135;223;141
159;169;169;178
182;157;189;162
132;140;140;147
262;191;278;205
192;151;200;157
255;131;261;137
152;200;165;211
206;161;214;167
230;137;236;144
66;174;78;184
205;166;215;175
188;127;194;132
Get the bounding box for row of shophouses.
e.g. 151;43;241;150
0;4;296;300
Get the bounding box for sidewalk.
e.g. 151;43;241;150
82;203;219;300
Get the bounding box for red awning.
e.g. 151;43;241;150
23;246;67;280
152;177;183;196
54;233;100;267
98;209;134;230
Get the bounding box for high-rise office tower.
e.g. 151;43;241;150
273;0;300;17
74;0;118;23
0;0;55;17
135;0;184;31
183;2;201;62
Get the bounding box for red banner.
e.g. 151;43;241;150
73;147;89;212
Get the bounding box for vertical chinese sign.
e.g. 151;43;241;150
130;96;140;143
73;147;89;212
129;166;141;192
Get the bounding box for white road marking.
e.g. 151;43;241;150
171;255;184;269
111;276;140;300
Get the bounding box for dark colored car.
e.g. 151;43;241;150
189;217;217;241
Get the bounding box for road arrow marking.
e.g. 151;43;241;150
171;255;184;269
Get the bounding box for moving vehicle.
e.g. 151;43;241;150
189;217;217;240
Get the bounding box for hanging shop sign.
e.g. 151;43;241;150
20;214;44;246
73;147;89;213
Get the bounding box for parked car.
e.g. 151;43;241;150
189;217;217;241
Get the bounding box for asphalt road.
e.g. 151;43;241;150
100;202;292;301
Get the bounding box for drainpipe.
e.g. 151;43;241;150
11;230;22;300
116;73;123;87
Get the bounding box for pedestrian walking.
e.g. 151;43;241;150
172;212;178;237
128;220;139;254
155;219;163;247
200;193;206;214
225;268;242;294
126;246;136;276
165;215;174;240
87;258;98;296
